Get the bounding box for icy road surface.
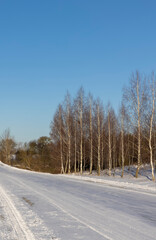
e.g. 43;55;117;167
0;163;156;240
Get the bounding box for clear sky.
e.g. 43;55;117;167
0;0;156;143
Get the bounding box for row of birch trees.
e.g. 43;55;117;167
50;72;156;180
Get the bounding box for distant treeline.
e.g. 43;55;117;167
0;71;156;180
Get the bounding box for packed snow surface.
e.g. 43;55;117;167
0;162;156;240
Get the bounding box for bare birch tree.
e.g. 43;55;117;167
77;88;84;174
65;92;72;173
107;105;112;176
123;72;146;178
101;115;105;171
59;105;65;174
97;101;101;176
142;74;156;181
74;112;77;173
148;77;155;181
89;94;93;174
120;103;125;177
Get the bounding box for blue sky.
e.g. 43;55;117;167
0;0;156;143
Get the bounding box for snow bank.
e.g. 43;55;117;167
1;161;156;194
61;166;156;194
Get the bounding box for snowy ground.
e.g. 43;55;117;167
62;165;156;194
0;162;156;240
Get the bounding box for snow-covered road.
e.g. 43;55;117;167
0;163;156;240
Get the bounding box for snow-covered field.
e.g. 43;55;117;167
0;162;156;240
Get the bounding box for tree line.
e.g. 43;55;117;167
50;71;156;180
0;72;156;180
0;129;59;172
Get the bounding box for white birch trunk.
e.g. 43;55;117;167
74;116;77;173
80;96;83;174
89;98;93;174
108;111;112;176
149;79;155;181
67;107;71;174
136;77;141;178
59;106;64;174
121;108;124;178
97;104;101;176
